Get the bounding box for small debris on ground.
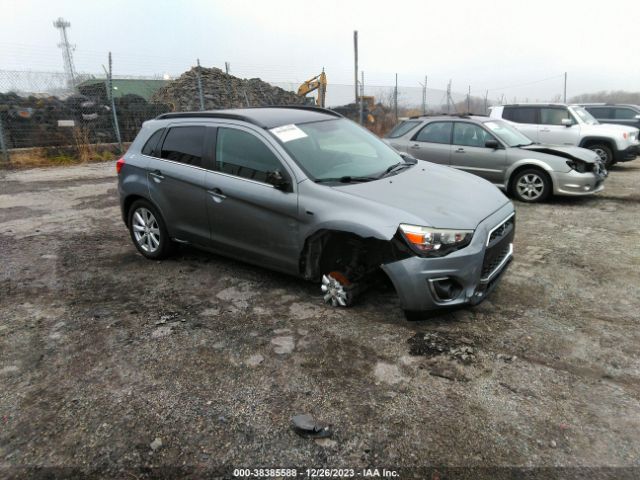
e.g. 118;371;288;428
271;336;295;354
408;332;476;363
246;353;264;367
150;437;163;451
291;414;331;439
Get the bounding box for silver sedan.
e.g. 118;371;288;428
385;115;607;202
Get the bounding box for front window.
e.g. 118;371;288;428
540;108;574;126
273;119;404;181
452;122;494;148
571;106;599;125
483;120;533;147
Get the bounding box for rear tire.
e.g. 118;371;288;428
128;199;174;259
586;143;614;168
510;168;551;203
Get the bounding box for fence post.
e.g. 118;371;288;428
107;52;123;153
0;113;9;164
196;58;205;111
394;73;398;122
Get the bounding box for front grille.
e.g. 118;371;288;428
481;244;511;279
482;214;515;281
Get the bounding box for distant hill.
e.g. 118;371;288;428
571;91;640;104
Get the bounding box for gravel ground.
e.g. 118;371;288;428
1;160;639;478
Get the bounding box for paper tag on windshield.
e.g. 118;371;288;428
270;124;307;143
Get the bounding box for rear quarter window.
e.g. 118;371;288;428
503;107;538;124
141;129;164;157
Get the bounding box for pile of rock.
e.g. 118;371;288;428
151;67;305;111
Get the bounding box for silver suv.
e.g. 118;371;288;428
117;107;515;315
385;115;607;202
489;103;639;167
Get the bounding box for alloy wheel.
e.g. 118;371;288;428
321;274;350;307
516;173;544;200
132;207;160;253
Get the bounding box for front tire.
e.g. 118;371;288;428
510;168;551;203
587;144;614;168
128;199;174;259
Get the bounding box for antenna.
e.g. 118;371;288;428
53;17;77;89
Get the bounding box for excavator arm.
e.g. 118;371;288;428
297;71;327;108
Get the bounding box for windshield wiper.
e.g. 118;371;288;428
315;175;378;184
378;161;415;178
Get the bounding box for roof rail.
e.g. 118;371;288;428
408;113;487;119
155;111;263;126
155;105;343;126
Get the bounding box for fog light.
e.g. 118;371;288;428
428;277;463;302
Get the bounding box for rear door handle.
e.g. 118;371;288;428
207;188;227;203
149;170;164;182
540;128;551;132
455;147;465;153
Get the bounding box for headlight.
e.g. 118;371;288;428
399;224;474;257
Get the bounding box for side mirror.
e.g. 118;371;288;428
561;118;573;127
485;139;500;149
634;114;640;120
266;169;291;191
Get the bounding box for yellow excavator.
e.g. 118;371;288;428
298;70;327;107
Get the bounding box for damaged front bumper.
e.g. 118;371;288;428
552;169;605;196
381;203;515;312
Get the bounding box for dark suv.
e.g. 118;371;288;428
581;104;640;131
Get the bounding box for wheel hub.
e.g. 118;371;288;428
321;274;350;307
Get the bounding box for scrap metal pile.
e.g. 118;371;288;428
151;67;305;111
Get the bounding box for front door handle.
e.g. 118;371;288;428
149;170;164;183
207;188;227;203
540;128;551;132
409;143;421;150
455;147;465;153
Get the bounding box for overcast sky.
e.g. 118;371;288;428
1;0;639;101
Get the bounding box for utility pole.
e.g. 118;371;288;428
446;80;452;113
53;17;77;89
394;73;398;122
353;31;359;105
563;72;567;103
359;71;364;125
225;62;230;75
484;90;489;114
467;85;471;113
106;52;122;153
196;58;205;111
419;75;427;115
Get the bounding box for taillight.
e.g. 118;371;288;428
116;157;125;174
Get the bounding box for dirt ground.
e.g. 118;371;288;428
1;160;639;478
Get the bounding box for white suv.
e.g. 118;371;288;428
489;104;639;167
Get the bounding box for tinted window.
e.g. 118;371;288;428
387;120;421;138
414;122;452;144
141;129;164;156
216;128;281;182
160;126;205;166
585;107;611;119
613;108;638;120
453;123;494;147
503;107;537;124
540;108;573;125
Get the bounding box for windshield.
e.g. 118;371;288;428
272;118;404;181
571;106;599;125
483;120;534;147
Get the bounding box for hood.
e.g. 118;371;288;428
520;144;599;163
333;162;510;230
583;123;639;136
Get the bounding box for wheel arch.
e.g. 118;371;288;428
505;160;556;194
579;136;616;150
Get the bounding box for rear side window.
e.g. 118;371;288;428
160;126;205;166
215;128;281;183
141;129;164;156
540;108;572;125
503;107;537;124
613;108;638;120
387;120;421;138
414;122;452;144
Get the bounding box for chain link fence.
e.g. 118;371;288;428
0;65;475;166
